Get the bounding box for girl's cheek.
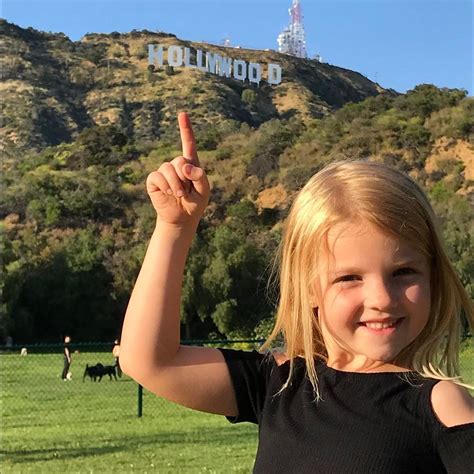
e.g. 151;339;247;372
328;287;363;311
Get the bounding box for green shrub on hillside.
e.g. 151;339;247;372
425;98;474;140
242;89;257;105
393;84;467;118
247;118;304;181
76;42;108;65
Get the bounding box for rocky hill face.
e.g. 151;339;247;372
0;19;391;154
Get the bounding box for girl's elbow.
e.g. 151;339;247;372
119;352;153;383
118;351;134;378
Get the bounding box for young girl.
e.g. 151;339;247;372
120;113;473;473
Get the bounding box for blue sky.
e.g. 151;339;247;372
3;0;473;94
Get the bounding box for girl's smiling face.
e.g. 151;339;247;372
318;221;432;371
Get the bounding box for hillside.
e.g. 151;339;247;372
0;19;389;155
1;20;472;344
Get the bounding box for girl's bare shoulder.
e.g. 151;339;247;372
431;380;474;427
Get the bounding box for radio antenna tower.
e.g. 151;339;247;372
277;0;307;58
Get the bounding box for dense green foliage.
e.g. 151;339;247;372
2;85;473;343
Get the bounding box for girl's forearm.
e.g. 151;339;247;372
120;219;198;378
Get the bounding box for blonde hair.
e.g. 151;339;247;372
261;160;473;399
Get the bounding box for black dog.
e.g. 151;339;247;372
83;363;104;382
101;365;117;381
83;363;117;382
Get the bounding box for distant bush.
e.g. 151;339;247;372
77;42;107;65
67;125;129;168
242;89;257;105
146;69;158;83
394;84;467;118
129;30;141;38
132;46;147;59
226;200;258;226
247;119;303;181
190;86;206;95
425;98;474;140
281;164;320;191
109;44;125;58
215;146;233;161
197;126;221;151
395;118;431;150
69;66;94;90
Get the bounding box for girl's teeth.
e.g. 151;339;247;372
365;321;397;330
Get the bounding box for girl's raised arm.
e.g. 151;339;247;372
119;113;238;416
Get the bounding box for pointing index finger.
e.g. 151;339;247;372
178;112;199;165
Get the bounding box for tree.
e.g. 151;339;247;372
394;85;467;119
69;125;128;168
202;224;272;336
180;232;210;339
5;227;121;343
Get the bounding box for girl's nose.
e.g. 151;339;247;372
366;278;398;312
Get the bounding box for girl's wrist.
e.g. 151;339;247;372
154;217;199;239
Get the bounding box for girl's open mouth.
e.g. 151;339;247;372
358;318;404;334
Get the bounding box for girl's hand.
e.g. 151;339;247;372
146;112;210;226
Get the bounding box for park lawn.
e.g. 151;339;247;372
1;347;473;473
1;351;258;473
459;342;474;388
2;408;257;473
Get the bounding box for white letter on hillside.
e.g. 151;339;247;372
167;46;183;67
267;63;282;85
184;47;196;68
248;63;262;85
233;60;247;82
196;50;208;72
206;52;222;74
219;56;232;78
148;44;163;67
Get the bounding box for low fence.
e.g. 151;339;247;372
1;338;472;425
1;340;264;423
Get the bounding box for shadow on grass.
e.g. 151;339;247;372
4;425;256;464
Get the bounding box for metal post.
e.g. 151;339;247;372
138;384;143;417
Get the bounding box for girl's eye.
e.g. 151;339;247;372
394;267;416;276
335;274;361;283
334;274;361;289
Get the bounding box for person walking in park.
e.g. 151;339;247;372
120;113;473;472
61;335;72;381
112;339;122;378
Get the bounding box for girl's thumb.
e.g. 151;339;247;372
183;163;203;182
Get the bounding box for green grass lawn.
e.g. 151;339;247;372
1;347;473;473
1;351;258;473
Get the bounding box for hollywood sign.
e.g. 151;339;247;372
148;44;282;85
